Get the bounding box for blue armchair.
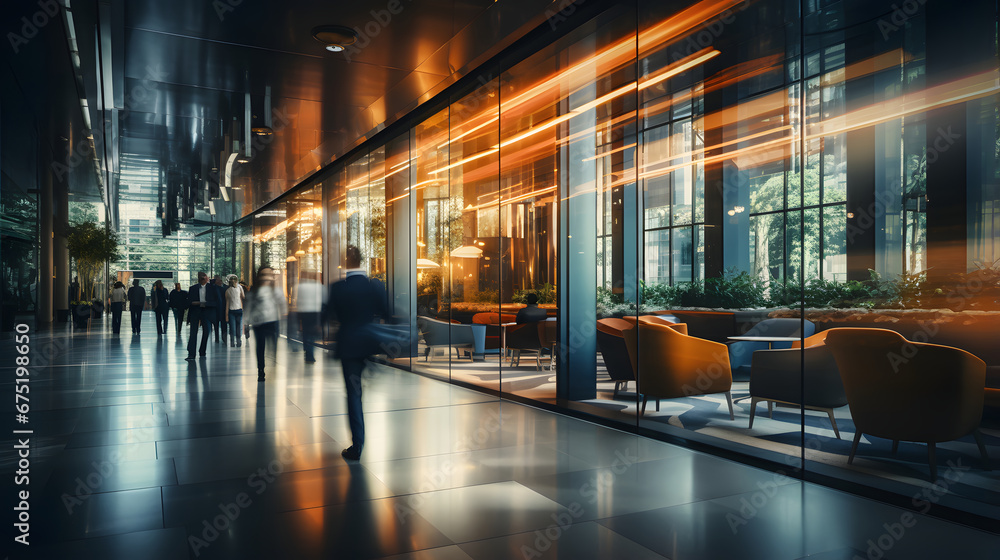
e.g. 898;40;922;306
729;318;815;379
417;316;486;361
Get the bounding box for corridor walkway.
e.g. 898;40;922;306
1;313;997;559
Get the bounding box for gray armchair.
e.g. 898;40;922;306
748;331;847;438
729;318;815;379
417;317;486;361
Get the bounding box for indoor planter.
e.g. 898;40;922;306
67;219;120;326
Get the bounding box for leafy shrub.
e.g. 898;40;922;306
513;282;557;304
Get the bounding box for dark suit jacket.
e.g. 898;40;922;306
127;286;146;308
188;282;225;323
328;274;388;359
515;304;548;324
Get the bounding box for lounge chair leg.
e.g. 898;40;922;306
767;400;773;419
535;353;540;371
928;442;937;481
748;397;758;429
848;431;863;465
424;347;430;361
613;382;620;399
655;399;660;412
891;440;899;455
973;429;991;470
725;391;734;421
641;396;647;416
826;409;841;440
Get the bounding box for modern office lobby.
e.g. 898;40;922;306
2;0;1000;558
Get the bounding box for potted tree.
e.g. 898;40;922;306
67;220;120;329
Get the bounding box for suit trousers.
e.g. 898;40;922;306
188;310;212;357
254;321;279;373
110;302;124;334
341;356;366;452
130;307;142;332
155;309;169;334
172;308;186;335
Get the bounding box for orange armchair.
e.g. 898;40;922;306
825;328;991;479
622;318;734;418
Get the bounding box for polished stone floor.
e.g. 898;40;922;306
1;313;998;559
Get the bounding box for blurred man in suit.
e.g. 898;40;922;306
328;246;387;461
127;279;146;334
169;283;188;336
186;272;224;360
515;292;548;324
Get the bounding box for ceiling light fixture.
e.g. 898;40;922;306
311;25;358;53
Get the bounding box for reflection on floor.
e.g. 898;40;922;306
2;314;998;559
404;344;1000;519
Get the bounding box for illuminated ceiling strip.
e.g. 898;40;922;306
429;148;499;175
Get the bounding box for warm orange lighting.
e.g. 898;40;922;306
429;148;499;175
582;143;637;162
638;48;721;91
439;116;499;149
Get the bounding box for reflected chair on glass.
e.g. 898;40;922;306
622;315;688;335
597;318;636;397
505;320;555;370
728;318;816;379
748;331;848;438
825;328;991;479
622;318;734;419
417;316;486;361
472;312;516;355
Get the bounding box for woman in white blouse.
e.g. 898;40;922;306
224;276;245;347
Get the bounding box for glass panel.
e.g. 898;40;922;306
412;108;451;382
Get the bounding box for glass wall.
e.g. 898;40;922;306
240;0;1000;528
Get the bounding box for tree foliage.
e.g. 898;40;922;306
68;220;121;303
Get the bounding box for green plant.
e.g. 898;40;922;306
67;220;120;305
513;282;557;304
640;279;678;308
674;268;767;308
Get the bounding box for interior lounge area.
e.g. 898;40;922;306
224;0;1000;527
2;0;999;556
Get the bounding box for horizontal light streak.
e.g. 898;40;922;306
429;148;499;175
638;48;720;91
582;143;636;162
463;185;558;212
438;116;499;149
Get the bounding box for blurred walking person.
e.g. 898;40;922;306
127;279;146;334
151;280;170;336
246;267;286;381
224;276;245;347
297;270;324;363
109;281;126;335
169;283;187;336
186;272;224;360
328;246;387;461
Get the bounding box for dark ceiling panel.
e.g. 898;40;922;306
102;0;563;233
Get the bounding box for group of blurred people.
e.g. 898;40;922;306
101;246;383;462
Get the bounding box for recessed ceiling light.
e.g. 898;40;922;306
311;25;357;53
236;156;250;164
